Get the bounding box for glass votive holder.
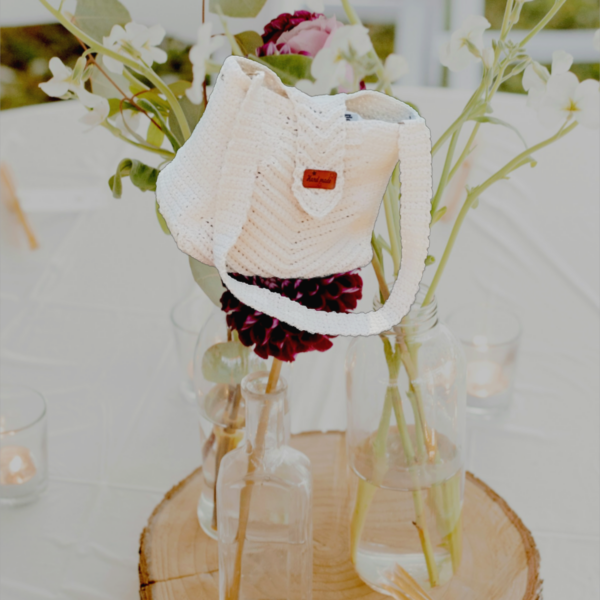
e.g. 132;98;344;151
170;291;213;404
0;383;48;506
446;303;522;416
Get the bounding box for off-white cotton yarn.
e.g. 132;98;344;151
156;56;432;336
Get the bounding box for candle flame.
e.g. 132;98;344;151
9;454;23;474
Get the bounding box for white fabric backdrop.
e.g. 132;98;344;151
0;88;598;599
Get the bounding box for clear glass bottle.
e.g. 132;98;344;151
217;371;312;600
346;285;466;594
193;308;269;539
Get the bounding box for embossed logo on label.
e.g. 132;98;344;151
302;169;337;190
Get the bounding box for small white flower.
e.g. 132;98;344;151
186;23;224;105
78;90;110;128
103;23;167;74
300;25;373;94
383;53;408;83
111;107;142;135
482;47;495;70
39;56;85;98
594;29;600;52
539;73;599;129
440;15;491;72
523;51;573;109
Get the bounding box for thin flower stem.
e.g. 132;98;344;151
383;185;401;274
371;252;390;301
518;0;567;49
499;0;516;40
430;130;460;215
423;120;577;306
431;81;485;156
389;387;439;587
37;0;191;141
448;123;479;182
101;121;175;158
228;358;282;600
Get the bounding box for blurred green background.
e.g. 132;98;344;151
1;0;598;110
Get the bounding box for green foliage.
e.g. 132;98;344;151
202;341;257;385
146;120;165;147
235;31;264;56
471;115;528;147
155;201;171;234
73;0;131;42
108;158;159;198
169;96;204;146
168;80;192;97
189;257;226;307
259;55;314;84
486;0;599;30
89;57;130;98
210;0;268;19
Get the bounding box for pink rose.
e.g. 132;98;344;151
276;15;343;57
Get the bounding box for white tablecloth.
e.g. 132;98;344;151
1;90;598;600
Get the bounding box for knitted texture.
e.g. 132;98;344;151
156;56;432;336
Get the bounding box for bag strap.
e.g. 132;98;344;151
213;66;432;337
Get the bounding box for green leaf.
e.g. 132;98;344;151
202;341;259;385
209;0;267;18
89;57;130;99
107;98;121;117
258;55;313;85
108;159;159;198
155;200;171;235
146;121;165;147
375;234;392;256
431;206;447;225
189;257;226;308
234;31;263;56
73;0;131;42
169;97;204;146
168;80;192;97
471;115;527;148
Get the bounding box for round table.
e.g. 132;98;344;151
0;88;598;600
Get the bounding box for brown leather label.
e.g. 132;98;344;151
302;169;337;190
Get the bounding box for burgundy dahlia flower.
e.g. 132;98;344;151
260;11;320;46
220;271;363;363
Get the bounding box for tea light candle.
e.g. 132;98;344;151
467;360;508;399
447;306;521;415
0;445;37;485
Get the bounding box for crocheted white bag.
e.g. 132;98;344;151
156;56;432;337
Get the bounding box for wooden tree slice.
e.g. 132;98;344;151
139;432;541;600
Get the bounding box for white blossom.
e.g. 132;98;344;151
39;57;108;128
103;23;167;74
187;23;224;105
110;107;142;135
39;56;86;98
383;53;408;83
539;73;599;129
523;51;573;109
439;16;491;72
78;89;110;128
297;25;373;95
482;47;495;70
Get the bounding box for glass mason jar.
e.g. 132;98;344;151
346;285;466;594
193;307;271;539
217;371;312;600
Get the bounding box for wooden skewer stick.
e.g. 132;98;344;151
0;163;39;250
